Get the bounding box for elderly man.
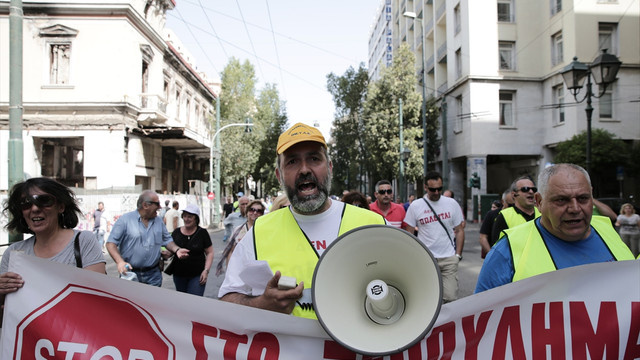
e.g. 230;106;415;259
219;123;385;318
475;164;634;292
369;180;406;228
107;190;189;286
491;175;541;245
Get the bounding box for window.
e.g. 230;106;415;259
599;88;613;119
455;49;462;79
598;23;618;55
553;84;565;124
551;31;563;66
497;0;514;22
454;4;461;34
499;42;516;70
499;91;515;127
40;24;77;86
455;95;463;133
551;0;562;15
49;43;71;85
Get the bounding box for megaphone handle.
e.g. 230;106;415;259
278;276;298;290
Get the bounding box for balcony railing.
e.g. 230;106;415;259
135;93;168;125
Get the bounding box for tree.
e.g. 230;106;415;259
219;58;258;194
362;43;440;190
253;83;288;197
554;128;629;196
326;64;369;193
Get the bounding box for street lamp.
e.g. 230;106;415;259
403;11;428;180
561;50;621;174
208;121;254;228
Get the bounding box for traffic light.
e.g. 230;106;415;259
468;172;481;189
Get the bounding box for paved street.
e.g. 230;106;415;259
105;221;484;300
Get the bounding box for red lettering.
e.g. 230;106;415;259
323;340;357;359
426;321;456;359
493;306;526;359
531;302;565;359
316;240;327;250
219;330;249;360
624;302;640;360
389;340;422;360
247;332;280;360
570;301;619;360
192;322;219;360
461;310;493;359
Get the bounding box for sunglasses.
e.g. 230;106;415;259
146;201;161;207
248;207;264;214
518;186;537;193
20;194;57;210
239;203;249;206
377;189;393;195
427;186;443;193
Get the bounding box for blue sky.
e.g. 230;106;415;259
165;0;381;140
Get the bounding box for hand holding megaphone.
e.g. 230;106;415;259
259;271;304;314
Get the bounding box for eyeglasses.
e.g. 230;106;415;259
377;189;393;195
427;186;443;193
20;194;57;210
518;186;537;193
146;201;161;207
248;207;264;214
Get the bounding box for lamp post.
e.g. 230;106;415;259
208;121;254;228
403;11;428;180
561;50;621;175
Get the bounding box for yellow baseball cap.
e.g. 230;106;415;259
276;123;327;154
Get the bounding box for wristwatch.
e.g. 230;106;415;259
456;254;463;261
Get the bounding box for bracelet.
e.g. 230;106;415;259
204;269;210;273
175;247;180;253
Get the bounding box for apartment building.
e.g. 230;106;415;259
0;0;216;194
369;0;640;212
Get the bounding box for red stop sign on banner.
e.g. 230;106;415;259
14;285;174;359
207;192;215;200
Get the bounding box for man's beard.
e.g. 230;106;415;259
283;171;332;214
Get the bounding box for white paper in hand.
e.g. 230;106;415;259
239;260;274;295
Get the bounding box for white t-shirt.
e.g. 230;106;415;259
219;200;346;298
403;196;464;258
164;208;179;232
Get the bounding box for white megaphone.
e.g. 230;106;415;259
312;225;442;356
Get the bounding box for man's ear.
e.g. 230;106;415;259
275;167;282;185
534;193;543;208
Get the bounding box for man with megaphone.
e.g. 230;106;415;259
218;123;385;318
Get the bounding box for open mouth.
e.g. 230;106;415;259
298;181;318;196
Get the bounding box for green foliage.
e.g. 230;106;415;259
253;83;288;196
362;43;440;185
219;58;258;191
554;128;630;194
326;64;369;193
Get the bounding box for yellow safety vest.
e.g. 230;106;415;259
498;206;541;240
253;204;385;319
505;216;634;282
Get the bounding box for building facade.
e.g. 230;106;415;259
369;0;640;217
0;0;216;194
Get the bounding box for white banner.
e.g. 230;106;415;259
1;253;639;359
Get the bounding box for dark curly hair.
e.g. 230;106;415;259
342;191;370;210
3;177;82;234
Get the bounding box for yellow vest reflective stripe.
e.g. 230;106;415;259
506;216;634;282
498;207;541;240
253;204;385;319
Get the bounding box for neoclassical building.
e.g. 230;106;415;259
0;0;217;194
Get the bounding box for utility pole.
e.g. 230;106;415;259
9;0;24;243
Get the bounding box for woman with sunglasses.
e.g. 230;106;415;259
0;178;106;318
216;200;265;276
164;204;213;296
